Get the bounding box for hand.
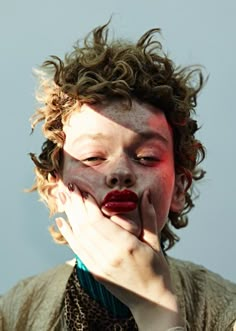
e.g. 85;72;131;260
56;182;183;329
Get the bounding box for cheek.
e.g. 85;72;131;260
149;170;175;227
149;167;175;198
62;162;103;192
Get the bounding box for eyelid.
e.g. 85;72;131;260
79;150;106;159
134;149;161;164
79;154;107;166
135;156;159;161
134;155;159;163
136;151;160;159
83;156;105;161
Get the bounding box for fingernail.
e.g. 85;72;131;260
82;191;89;200
68;182;74;192
56;218;63;228
58;192;66;204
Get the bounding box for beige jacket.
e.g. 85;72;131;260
0;257;235;331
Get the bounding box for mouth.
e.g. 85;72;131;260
101;189;138;213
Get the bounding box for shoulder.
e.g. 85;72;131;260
1;261;74;303
168;256;236;294
0;261;74;331
168;256;236;330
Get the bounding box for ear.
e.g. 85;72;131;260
48;173;65;213
170;173;186;213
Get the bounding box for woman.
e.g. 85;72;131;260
1;23;235;330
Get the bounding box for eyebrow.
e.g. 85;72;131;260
74;133;109;142
135;130;169;145
75;131;169;145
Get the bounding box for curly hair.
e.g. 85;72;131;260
30;22;206;250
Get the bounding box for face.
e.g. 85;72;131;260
59;99;184;237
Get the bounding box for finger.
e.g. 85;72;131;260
65;189;119;256
59;187;120;257
59;183;87;234
68;184;88;221
82;191;105;224
55;217;101;272
140;189;161;252
55;217;78;252
110;215;140;236
83;193;125;239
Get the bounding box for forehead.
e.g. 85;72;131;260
63;100;172;141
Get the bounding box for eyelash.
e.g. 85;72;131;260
84;157;104;161
80;155;160;166
134;155;160;164
82;156;106;164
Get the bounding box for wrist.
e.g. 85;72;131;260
130;293;184;331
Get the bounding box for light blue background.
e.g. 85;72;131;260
1;0;235;293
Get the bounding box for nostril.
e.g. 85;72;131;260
110;178;118;185
124;178;132;185
106;172;136;188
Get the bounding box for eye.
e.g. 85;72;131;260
134;155;160;165
81;156;106;165
83;156;103;161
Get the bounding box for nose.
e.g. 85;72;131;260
105;156;136;188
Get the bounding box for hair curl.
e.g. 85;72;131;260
30;22;206;250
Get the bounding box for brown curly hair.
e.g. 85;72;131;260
30;22;206;250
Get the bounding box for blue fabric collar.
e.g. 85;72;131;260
76;255;131;318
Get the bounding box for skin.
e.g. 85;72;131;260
55;99;185;330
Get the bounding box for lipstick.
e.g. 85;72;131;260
101;189;138;213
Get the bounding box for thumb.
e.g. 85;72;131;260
140;189;161;252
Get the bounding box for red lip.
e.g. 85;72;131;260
102;190;138;213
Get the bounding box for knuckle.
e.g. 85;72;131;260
125;237;139;255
